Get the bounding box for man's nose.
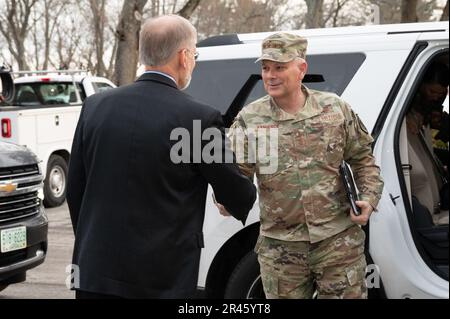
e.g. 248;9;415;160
266;69;276;79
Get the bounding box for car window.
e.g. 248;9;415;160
15;84;41;106
186;53;366;114
92;82;114;93
13;82;84;106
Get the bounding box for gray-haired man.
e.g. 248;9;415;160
67;15;256;299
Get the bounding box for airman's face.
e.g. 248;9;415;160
261;59;307;100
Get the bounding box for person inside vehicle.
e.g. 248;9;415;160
430;103;449;168
406;62;449;159
406;61;449;226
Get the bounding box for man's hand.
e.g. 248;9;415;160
212;193;231;217
350;201;374;226
215;202;232;217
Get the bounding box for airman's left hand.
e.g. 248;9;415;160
350;201;374;226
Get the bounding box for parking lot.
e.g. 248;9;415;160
0;203;75;299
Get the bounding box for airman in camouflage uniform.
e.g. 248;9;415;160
228;33;384;299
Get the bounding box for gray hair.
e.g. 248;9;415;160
139;15;197;67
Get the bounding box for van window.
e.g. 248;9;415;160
186;53;366;113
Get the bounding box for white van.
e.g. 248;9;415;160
185;21;449;299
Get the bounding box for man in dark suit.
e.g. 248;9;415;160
67;14;256;299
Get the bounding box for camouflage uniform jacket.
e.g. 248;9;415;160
229;85;384;243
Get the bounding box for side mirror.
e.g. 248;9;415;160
0;66;15;104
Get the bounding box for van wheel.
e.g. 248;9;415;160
224;251;265;299
43;155;68;207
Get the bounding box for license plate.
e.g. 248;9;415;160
1;226;27;253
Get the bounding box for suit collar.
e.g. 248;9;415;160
136;72;179;90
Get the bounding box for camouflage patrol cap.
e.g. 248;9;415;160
256;33;308;63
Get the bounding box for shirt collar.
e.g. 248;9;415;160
270;85;322;122
143;71;177;86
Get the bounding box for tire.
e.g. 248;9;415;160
224;251;265;299
43;154;68;207
0;284;9;292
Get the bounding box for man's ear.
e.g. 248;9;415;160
299;60;308;80
178;49;188;69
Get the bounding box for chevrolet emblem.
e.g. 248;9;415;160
0;183;18;193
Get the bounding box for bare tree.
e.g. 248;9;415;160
401;0;418;22
177;0;202;19
89;0;108;76
145;0;181;18
30;9;42;69
113;0;148;86
150;0;160;16
305;0;324;28
26;0;75;70
41;0;69;69
0;0;38;70
113;0;204;86
367;0;438;24
441;0;449;20
55;17;82;70
192;0;233;37
192;0;287;39
106;32;119;78
322;0;352;27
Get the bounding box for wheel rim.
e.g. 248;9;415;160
246;275;265;299
49;165;65;198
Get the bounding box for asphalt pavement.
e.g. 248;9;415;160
0;202;75;299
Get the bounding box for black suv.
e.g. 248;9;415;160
0;67;48;292
0;141;48;292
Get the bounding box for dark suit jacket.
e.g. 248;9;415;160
67;73;256;298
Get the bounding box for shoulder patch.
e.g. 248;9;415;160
356;115;369;134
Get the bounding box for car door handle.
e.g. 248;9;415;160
390;193;401;206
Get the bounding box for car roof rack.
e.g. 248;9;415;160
12;70;90;76
198;34;243;47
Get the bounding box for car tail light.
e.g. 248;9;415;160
41;78;51;82
1;118;11;138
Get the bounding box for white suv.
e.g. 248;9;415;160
185;21;449;299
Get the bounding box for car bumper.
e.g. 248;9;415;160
0;207;48;282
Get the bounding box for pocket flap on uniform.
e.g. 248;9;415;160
345;259;365;286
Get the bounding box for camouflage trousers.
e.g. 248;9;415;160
255;225;367;299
